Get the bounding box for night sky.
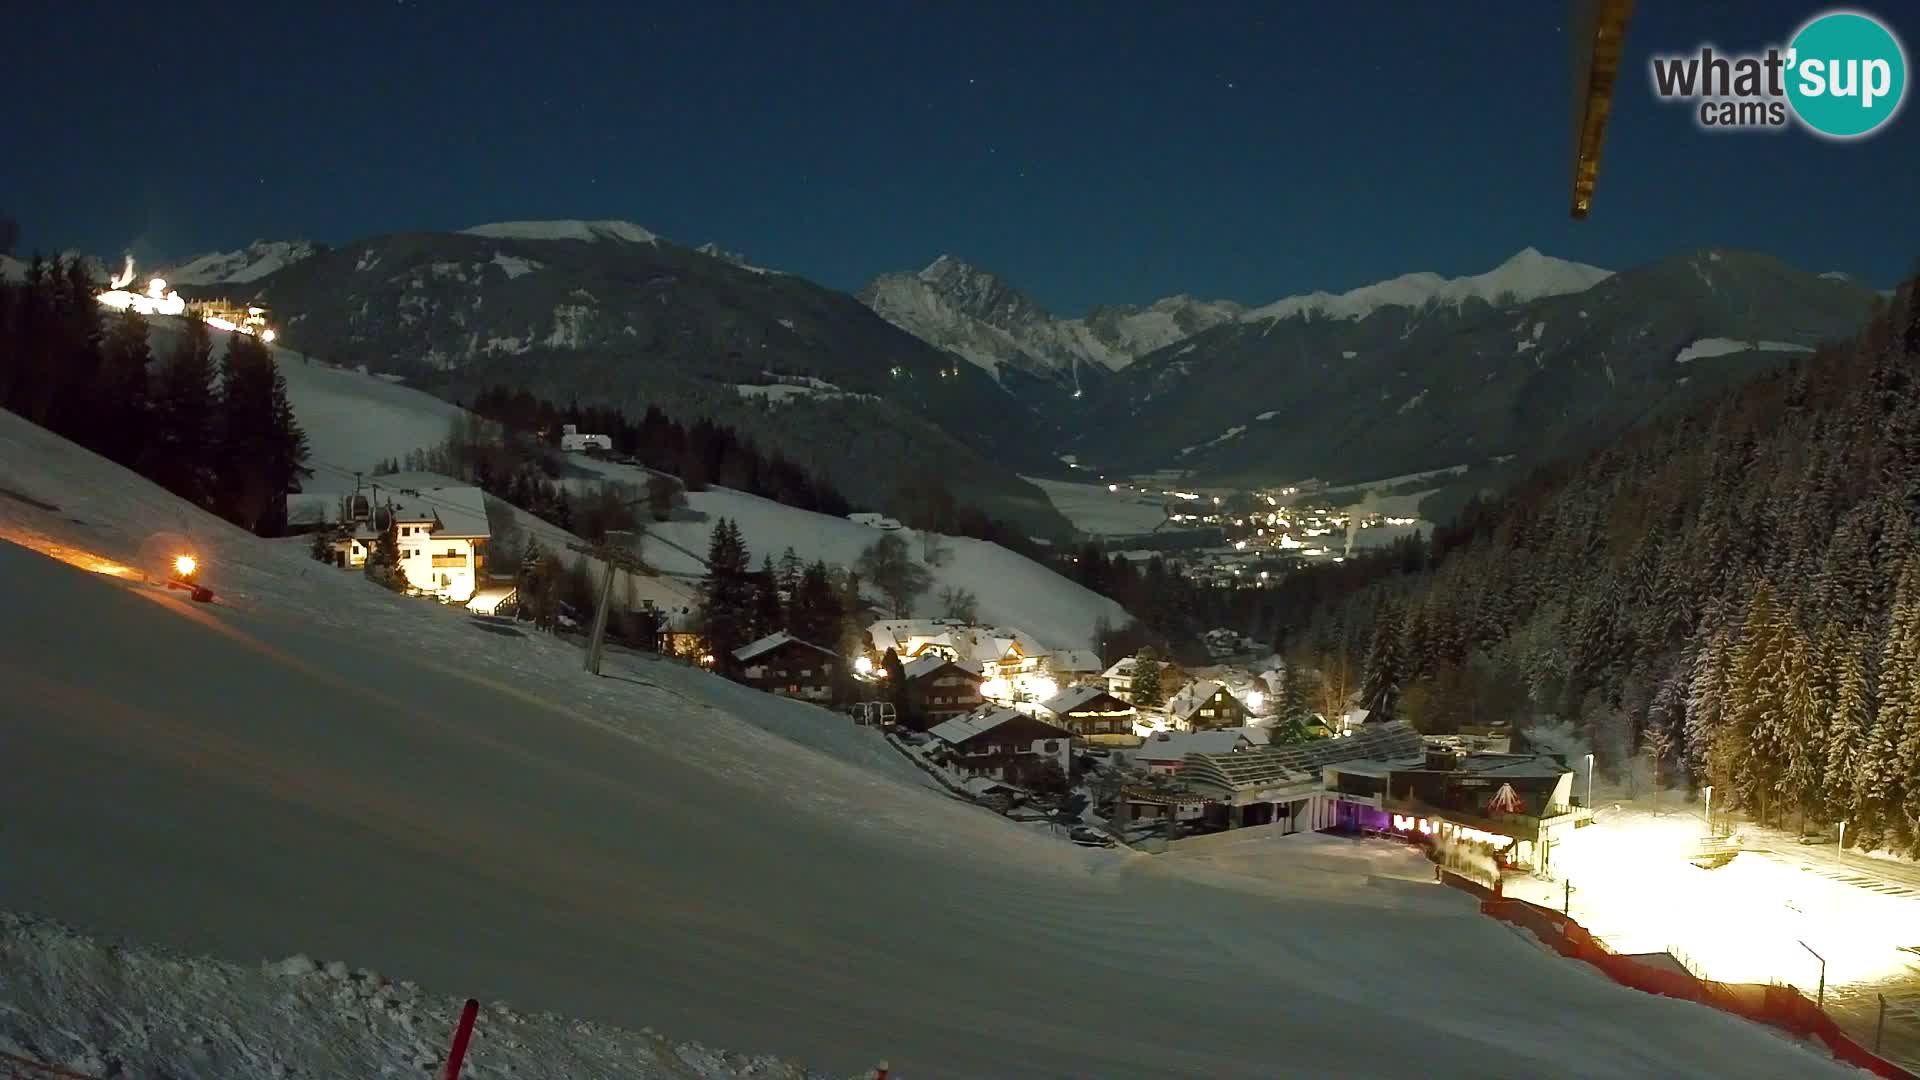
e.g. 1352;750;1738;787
16;1;1918;313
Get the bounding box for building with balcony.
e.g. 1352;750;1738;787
1036;685;1137;745
733;632;843;704
901;655;985;729
326;478;490;604
928;707;1073;784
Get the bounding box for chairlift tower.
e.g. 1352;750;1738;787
568;529;649;676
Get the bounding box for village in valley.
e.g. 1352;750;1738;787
289;419;1584;879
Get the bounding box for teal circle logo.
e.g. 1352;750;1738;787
1786;10;1907;139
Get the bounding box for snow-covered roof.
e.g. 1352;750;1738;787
1133;728;1267;760
1050;649;1105;674
960;776;1020;797
1451;754;1572;780
1039;684;1129;715
928;707;1066;746
868;619;1051;666
732;631;838;664
1167;680;1229;722
902;654;981;681
1320;758;1405;778
387;483;490;539
1101;659;1138;680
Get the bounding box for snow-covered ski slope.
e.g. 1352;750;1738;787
570;457;1129;651
0;411;1858;1078
142;318;1129;653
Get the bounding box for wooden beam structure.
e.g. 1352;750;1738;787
1569;0;1636;219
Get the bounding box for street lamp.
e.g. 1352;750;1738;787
1838;819;1848;857
1703;784;1713;834
1585;753;1594;811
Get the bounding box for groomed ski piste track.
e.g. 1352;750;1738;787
0;340;1874;1078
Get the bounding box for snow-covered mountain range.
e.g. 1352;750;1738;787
157;240;316;286
1074;247;1880;496
859;249;1613;388
99;225;1885;512
859;255;1240;392
1239;247;1613;322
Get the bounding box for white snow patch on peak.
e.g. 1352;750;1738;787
490;252;541;279
1819;271;1852;281
1341;350;1357;359
917;253;976;281
1242;247;1610;324
695;241;774;274
461;220;659;245
1674;338;1813;364
0;254;26;282
158;240;314;285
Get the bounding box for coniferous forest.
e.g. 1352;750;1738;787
0;255;309;535
1270;274;1920;855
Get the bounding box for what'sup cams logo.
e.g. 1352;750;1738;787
1650;9;1907;139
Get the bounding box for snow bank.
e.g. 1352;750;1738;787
0;911;837;1080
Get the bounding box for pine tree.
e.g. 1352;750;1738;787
145;313;217;506
777;546;804;603
699;518;754;674
1131;648;1165;709
1360;600;1407;722
789;560;841;645
1824;625;1872;829
214;331;283;530
261;359;307;535
1885;562;1920;851
752;554;783;640
1274;659;1314;743
1728;582;1789;820
1685;622;1732;785
1773;619;1822;828
92;308;153;467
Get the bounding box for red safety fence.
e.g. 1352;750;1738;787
1479;896;1915;1079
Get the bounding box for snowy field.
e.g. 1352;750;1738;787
1021;475;1170;537
575;458;1131;654
0;414;1866;1078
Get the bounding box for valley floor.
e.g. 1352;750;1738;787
0;412;1867;1079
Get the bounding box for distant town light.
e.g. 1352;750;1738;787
1108;484;1118;492
854;656;874;676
